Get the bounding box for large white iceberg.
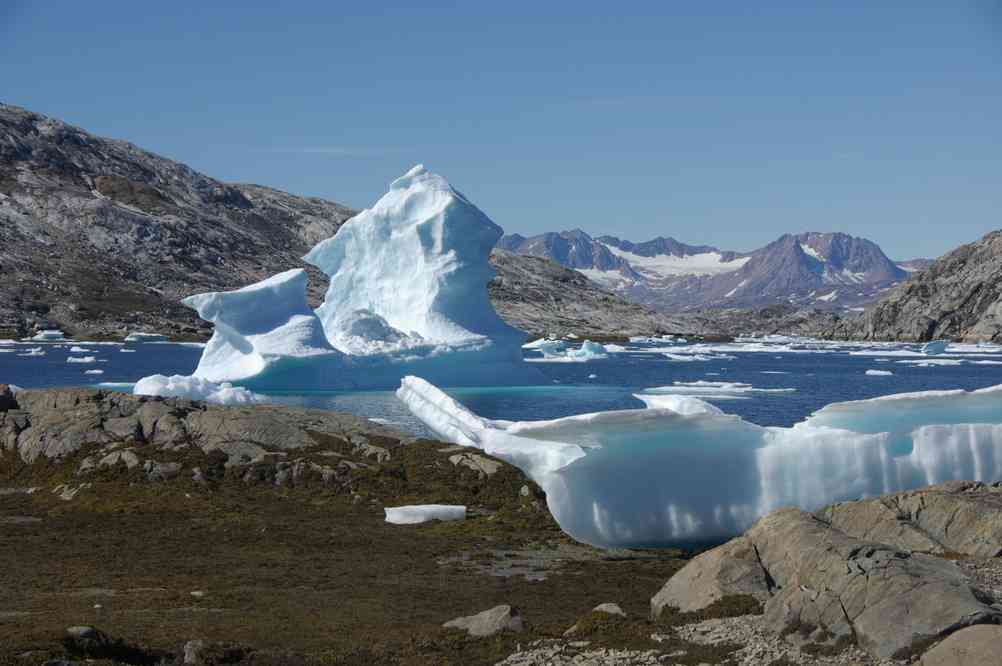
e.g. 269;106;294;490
138;166;541;394
304;165;524;358
398;376;1002;548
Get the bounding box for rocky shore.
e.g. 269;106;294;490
3;386;1002;665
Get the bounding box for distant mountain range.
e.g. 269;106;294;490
499;229;928;311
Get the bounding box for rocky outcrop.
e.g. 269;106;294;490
443;604;525;637
828;229;1002;342
0;385;544;510
651;502;1002;660
817;481;1002;557
918;624;1002;666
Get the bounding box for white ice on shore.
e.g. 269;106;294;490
139;166;539;396
28;330;66;342
384;505;466;525
134;375;266;405
398;376;1002;547
124;332;169;343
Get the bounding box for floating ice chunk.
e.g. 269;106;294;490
603;344;628;353
124;332;168;343
17;347;45;357
643;381;794;397
69;346;92;353
897;359;964;367
522;338;557;349
588;373;598;379
384;505;466;525
84;369;104;375
67;356;97;364
865;369;893;376
399;378;1002;547
120;349;136;353
29;330;66;342
134;374;266;405
760;371;789;374
632;393;724;415
565;333;579;340
527;340;608;363
181;268;342;386
922;340;950;355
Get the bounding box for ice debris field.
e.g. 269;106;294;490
4;165;1002;548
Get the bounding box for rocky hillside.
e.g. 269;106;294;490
828;229;1002;342
500;229;909;311
2;103;752;342
0;103;355;340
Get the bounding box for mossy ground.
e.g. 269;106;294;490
0;434;745;665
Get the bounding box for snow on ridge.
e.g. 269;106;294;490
799;243;825;261
600;243;750;277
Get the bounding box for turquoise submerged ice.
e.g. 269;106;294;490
398;377;1002;548
136;166;540;392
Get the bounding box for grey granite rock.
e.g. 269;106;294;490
443;604;524;637
652;506;1002;660
829;229;1002;342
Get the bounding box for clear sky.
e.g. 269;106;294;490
2;1;999;259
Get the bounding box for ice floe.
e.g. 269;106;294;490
398;377;1002;547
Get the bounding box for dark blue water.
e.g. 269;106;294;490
2;340;1001;436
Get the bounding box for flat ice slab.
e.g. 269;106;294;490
384;505;466;525
398;376;1002;548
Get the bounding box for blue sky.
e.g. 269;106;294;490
2;1;999;258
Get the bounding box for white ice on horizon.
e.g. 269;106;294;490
124;332;169;343
398;377;1002;547
384;505;466;525
28;330;66;342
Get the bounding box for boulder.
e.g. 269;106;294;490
919;624;1002;665
651;535;771;616
652;507;1002;660
443;604;524;637
449;451;503;478
592;603;626;618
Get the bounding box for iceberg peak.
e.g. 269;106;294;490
304;165;522;355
